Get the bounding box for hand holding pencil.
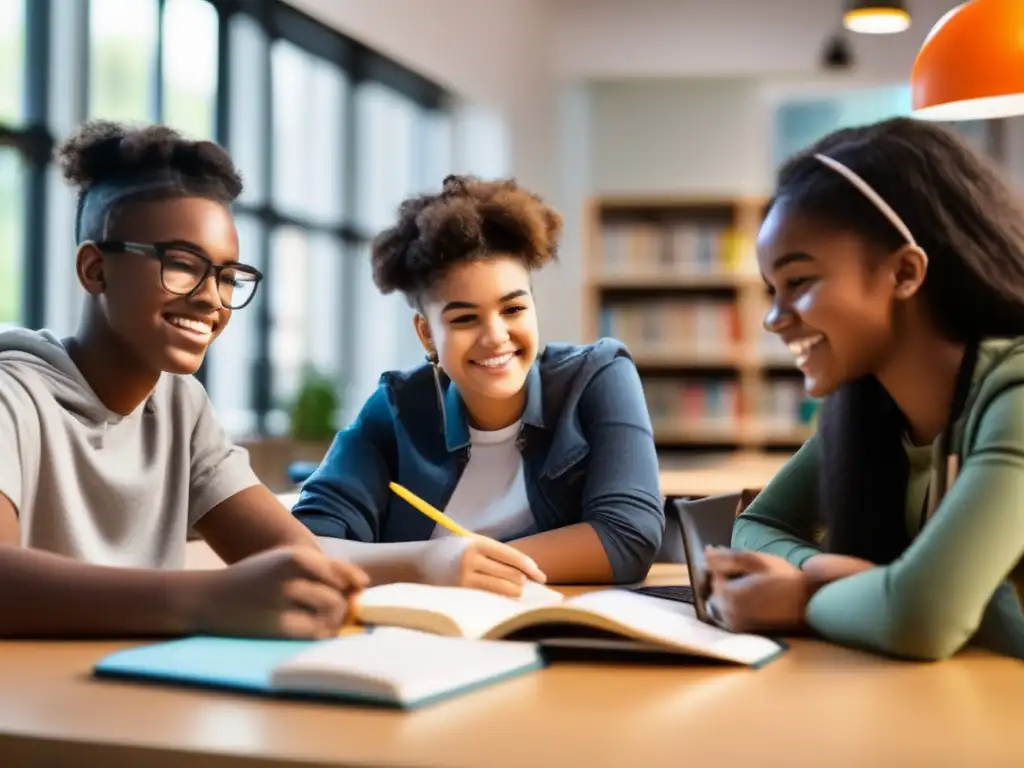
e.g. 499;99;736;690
389;482;547;598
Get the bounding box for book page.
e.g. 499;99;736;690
357;582;563;638
553;590;783;664
519;580;566;605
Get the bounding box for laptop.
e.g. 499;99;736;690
629;491;755;611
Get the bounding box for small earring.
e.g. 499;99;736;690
426;351;439;366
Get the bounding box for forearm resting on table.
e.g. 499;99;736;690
731;516;823;566
0;544;209;638
316;537;430;584
509;523;613;584
801;553;875;593
317;523;617;586
732;517;874;593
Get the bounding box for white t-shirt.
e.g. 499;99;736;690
432;420;535;541
0;328;260;569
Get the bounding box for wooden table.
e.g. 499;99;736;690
660;452;791;498
2;565;1023;768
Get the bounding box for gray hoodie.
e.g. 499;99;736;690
0;328;258;568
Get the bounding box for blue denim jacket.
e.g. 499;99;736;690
292;337;664;582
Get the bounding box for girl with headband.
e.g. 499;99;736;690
0;121;367;639
705;117;1024;660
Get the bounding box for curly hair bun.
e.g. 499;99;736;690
56;119;242;201
371;174;562;297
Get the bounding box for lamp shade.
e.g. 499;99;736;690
912;0;1024;120
843;1;911;34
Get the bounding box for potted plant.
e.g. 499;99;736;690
287;365;342;481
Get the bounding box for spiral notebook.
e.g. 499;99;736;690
93;627;545;709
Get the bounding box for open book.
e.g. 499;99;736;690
94;627;544;709
355;583;785;667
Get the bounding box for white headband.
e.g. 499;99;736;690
813;153;918;247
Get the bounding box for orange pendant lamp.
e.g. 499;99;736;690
911;0;1024;120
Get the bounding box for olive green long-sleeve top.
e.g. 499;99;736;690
733;338;1024;661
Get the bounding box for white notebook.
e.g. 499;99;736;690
270;628;544;707
94;627;545;709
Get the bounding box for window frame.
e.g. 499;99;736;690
206;0;448;436
4;0;450;438
0;0;52;330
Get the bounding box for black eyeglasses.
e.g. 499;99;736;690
95;240;264;310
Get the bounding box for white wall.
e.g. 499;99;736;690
1004;119;1024;189
588;78;773;196
583;76;1024;202
545;82;593;345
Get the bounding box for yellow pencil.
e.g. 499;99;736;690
388;481;475;538
388;482;556;598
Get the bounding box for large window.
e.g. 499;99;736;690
0;151;24;327
205;3;450;437
88;0;159;122
0;0;24;125
162;0;219;139
7;0;451;440
270;38;346;223
349;82;431;408
261;37;348;432
0;0;34;330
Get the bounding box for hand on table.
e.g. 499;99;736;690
188;545;369;639
704;548;811;634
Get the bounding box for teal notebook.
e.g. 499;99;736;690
94;627;545;709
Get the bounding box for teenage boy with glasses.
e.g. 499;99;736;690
0;121;367;639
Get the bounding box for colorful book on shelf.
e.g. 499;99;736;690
355;582;786;668
93;627;545;710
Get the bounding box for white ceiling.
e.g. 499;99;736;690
549;0;961;82
286;0;961;94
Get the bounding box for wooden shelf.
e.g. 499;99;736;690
630;350;743;370
629;349;801;372
582;194;816;455
593;273;761;291
652;423;813;447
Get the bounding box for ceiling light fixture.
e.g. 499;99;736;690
821;34;855;71
843;1;911;34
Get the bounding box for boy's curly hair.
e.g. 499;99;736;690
370;174;563;301
56;120;243;241
57;120;242;199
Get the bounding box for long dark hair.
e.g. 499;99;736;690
771;117;1024;563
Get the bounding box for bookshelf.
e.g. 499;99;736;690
582;195;816;454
